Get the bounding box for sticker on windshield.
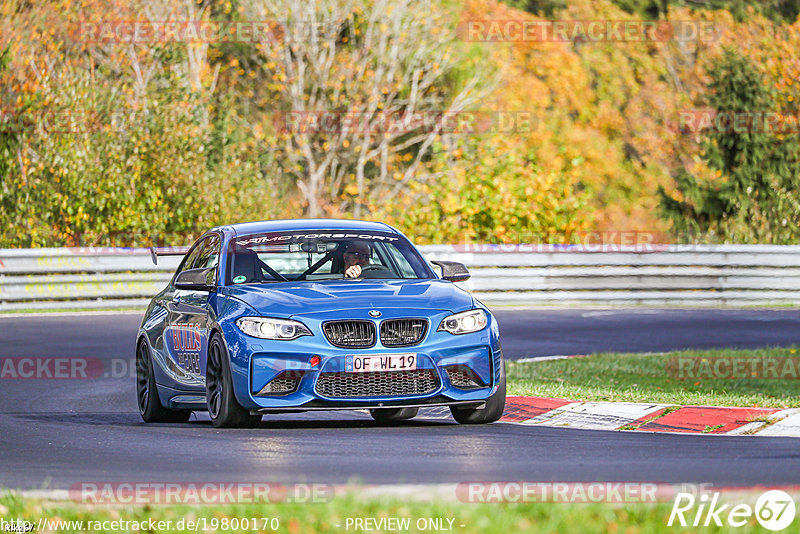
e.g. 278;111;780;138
233;275;246;284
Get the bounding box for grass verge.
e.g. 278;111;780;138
0;492;765;534
506;347;800;408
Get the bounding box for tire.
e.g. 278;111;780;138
450;361;506;424
206;333;262;428
369;407;419;423
136;340;191;423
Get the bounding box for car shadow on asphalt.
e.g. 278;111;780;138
8;412;458;429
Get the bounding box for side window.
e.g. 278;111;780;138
173;234;220;283
175;239;206;277
195;235;220;270
380;242;417;279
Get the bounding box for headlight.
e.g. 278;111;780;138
236;317;312;340
437;309;487;335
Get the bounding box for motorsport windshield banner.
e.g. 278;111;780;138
234;230;402;247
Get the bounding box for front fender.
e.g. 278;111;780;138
215;296;262;409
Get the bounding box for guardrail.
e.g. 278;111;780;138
425;244;800;306
1;245;800;310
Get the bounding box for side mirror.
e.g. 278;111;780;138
174;267;216;291
430;260;470;282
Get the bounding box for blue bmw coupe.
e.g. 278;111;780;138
136;219;505;427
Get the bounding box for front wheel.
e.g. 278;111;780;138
370;407;419;424
206;333;262;428
136;340;191;423
450;362;506;424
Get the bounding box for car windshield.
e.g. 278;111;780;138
227;230;433;284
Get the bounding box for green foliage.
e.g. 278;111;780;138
3;0;800;248
502;0;800;22
500;0;566;17
659;48;800;243
0;45;17;223
0;492;761;534
0;49;282;247
637;0;799;22
381;136;588;244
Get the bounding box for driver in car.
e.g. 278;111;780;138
343;241;372;278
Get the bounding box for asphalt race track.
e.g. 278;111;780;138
493;308;800;359
2;309;800;490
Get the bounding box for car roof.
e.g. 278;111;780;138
218;219;400;237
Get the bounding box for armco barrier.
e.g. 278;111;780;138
0;248;181;311
425;244;800;306
1;244;800;310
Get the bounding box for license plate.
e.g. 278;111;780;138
345;353;417;373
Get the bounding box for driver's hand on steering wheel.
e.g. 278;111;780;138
345;264;362;278
343;243;370;278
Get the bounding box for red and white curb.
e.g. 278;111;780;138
518;401;666;431
494;396;800;437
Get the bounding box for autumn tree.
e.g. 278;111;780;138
0;0;287;246
378;134;589;244
659;48;800;243
505;0;800;22
0;45;18;227
248;0;490;218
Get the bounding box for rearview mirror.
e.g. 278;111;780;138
299;241;338;253
174;267;216;291
430;260;470;282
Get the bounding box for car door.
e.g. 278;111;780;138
165;234;220;385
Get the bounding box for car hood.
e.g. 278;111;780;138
223;279;474;317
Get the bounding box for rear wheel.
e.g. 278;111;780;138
136;340;191;423
369;407;419;424
206;333;262;428
450;362;506;424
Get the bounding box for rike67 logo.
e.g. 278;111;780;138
668;489;796;530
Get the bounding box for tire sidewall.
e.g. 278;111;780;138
137;339;190;423
137;340;159;420
451;361;506;424
207;333;260;428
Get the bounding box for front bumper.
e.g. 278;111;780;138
251;398;487;414
221;309;503;411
